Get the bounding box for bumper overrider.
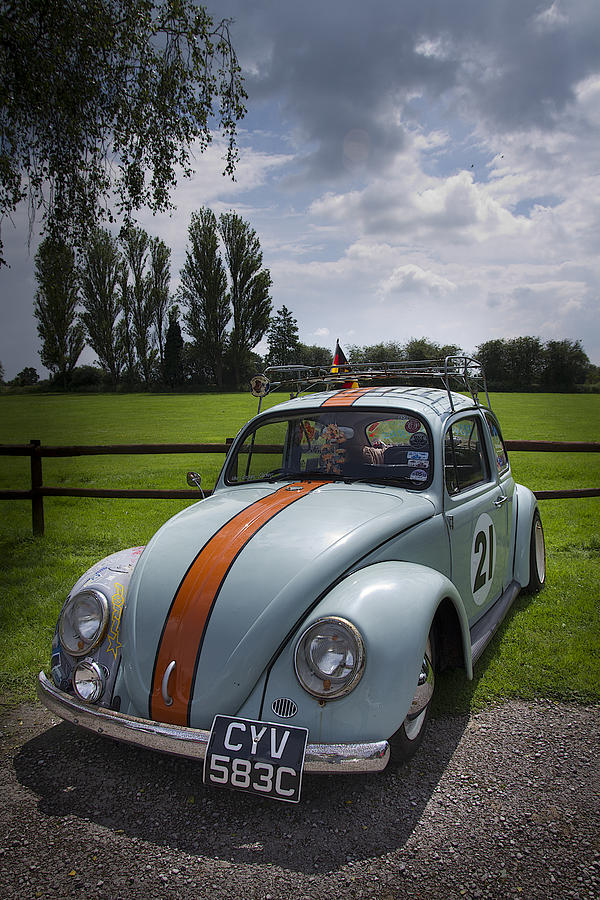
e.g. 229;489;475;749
37;671;390;774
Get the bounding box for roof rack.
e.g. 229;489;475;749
250;356;491;413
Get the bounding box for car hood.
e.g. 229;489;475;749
120;480;434;727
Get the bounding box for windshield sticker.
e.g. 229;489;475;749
410;468;428;483
407;451;429;461
320;423;348;474
409;432;428;447
367;417;422;445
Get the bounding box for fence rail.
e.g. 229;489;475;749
1;438;598;535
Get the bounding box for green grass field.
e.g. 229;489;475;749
0;391;598;714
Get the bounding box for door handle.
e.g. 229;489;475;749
494;494;509;508
161;660;176;706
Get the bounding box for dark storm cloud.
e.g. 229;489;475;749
214;0;457;179
216;0;599;177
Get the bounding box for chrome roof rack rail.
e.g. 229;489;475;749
250;356;490;413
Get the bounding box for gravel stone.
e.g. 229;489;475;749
0;700;598;899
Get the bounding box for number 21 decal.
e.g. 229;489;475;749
470;513;497;605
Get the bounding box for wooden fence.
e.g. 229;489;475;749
0;438;598;536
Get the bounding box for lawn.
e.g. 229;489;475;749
0;391;598;714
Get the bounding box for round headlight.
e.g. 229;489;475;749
294;617;365;699
59;589;109;657
73;660;106;703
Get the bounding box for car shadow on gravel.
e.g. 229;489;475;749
14;712;467;873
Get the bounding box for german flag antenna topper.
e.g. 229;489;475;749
331;339;358;388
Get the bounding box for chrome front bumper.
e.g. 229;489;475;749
37;671;390;775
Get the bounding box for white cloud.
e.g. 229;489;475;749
378;264;457;297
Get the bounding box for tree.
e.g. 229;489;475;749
475;339;509;388
0;360;4;383
117;268;137;383
403;337;462;361
80;228;123;388
121;225;155;386
219;212;272;386
296;343;333;368
541;339;590;391
163;307;185;388
0;0;246;265
267;306;299;366
12;366;39;386
180;208;230;387
349;341;404;364
33;236;84;387
149;238;172;370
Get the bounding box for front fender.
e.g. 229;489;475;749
50;546;145;701
260;561;470;744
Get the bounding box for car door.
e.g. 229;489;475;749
443;412;512;621
483;410;515;591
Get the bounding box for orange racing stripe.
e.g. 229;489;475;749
321;387;376;407
150;480;327;725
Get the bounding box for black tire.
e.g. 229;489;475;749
524;509;546;593
389;631;435;764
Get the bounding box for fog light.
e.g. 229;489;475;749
72;660;105;703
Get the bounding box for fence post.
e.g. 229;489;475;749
30;439;44;536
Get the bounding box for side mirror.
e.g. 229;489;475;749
186;471;205;499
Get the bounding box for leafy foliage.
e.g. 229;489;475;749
348;338;461;364
163;306;184;388
180;208;230;387
80;228;123;388
219;212;272;385
296;343;333;368
476;336;591;391
0;0;246;264
266;305;299;366
33;236;84;387
10;366;39;386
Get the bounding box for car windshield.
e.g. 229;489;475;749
226;409;432;489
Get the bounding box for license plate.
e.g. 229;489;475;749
203;715;309;803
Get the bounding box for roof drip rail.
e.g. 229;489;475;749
250;357;491;412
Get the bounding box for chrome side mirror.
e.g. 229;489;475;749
186;471;205;499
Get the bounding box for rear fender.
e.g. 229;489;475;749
513;485;539;588
260;561;471;744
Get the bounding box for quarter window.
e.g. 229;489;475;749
485;413;509;474
444;416;490;494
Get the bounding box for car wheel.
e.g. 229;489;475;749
389;632;435;764
524;510;546;593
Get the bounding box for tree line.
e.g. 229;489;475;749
3;266;596;392
346;337;596;392
24;209;277;390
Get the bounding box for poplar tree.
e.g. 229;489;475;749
33;236;84;387
80;228;123;388
180;208;230;387
218;212;272;386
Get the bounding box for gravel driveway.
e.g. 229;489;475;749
0;699;598;900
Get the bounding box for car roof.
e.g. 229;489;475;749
259;385;479;420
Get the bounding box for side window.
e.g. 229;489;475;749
229;420;287;482
444;416;490;494
484;413;509;475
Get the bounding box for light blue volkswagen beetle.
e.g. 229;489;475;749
38;359;545;802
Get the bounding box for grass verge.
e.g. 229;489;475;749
1;391;599;715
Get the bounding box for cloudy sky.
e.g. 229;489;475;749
1;0;599;378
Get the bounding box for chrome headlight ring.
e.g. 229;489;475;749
294;616;365;699
72;659;106;703
58;588;110;657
